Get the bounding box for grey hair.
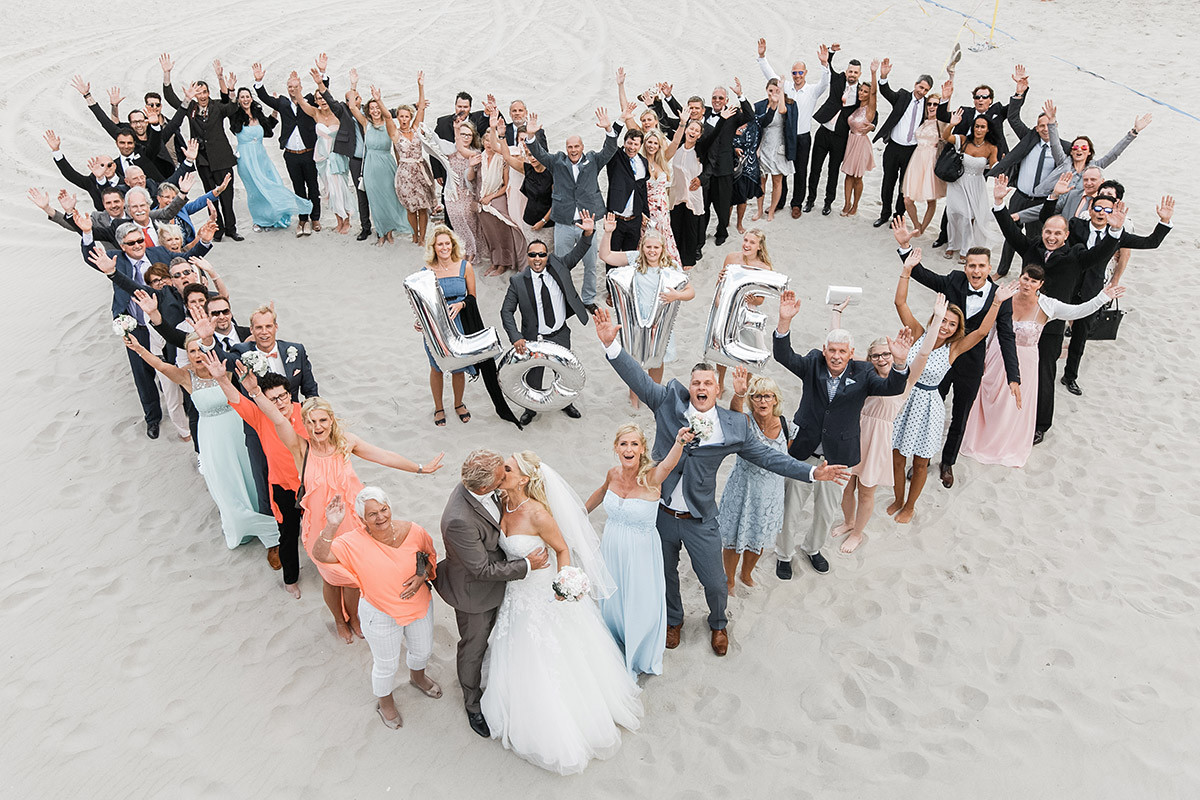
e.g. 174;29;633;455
158;223;183;242
917;74;935;87
156;181;179;197
1082;164;1104;177
114;222;141;243
125;186;152;206
461;449;504;493
355;486;390;518
825;328;854;348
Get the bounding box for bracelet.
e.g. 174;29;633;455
416;464;424;474
733;390;748;398
249;392;261;399
320;535;334;543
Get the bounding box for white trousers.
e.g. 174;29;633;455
359;596;434;697
157;372;190;439
775;455;841;560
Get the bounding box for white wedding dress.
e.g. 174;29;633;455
480;529;644;775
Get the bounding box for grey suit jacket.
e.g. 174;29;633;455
607;348;814;521
433;483;528;614
526;131;620;225
500;232;592;343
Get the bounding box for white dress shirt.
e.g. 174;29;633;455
756;56;831;136
880;79;924;146
620;156;646;217
1017;141;1052;195
963;282;989;318
665;403;725;513
531;269;566;335
214;326;243;351
255;343;285;376
823;76;858;132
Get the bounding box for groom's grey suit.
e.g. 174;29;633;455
434;483;528;714
607;346;816;630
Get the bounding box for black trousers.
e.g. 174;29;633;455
997;189;1038;275
670;203;701;267
1062;308;1099;383
350;155;371;234
776;132;813;211
271;485;302;585
528;326;572;400
880;141;917;220
283;151;320;222
1036;320;1067;433
807;128;846;206
125;325;162;424
937;361;984;467
183;392;200;453
701;173;733;242
611;215;642;250
198;164;237;235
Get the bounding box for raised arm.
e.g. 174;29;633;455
894;248;926;338
729;365;749;413
648;427;695;486
594;308;673;409
664;113;687;159
991;175;1036;259
584;469;613;514
415;71;427;126
597;213;630;267
346;87;369;128
311;496;347;565
347;432;444;476
1092;115;1146;169
904;304;944;390
124;333;190;387
756;38;780;81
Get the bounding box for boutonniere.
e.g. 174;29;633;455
579;158;590;168
286;346;298;363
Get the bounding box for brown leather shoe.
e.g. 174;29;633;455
710;628;729;656
267;546;282;570
665;624;682;649
940;463;955;489
791;206;801;219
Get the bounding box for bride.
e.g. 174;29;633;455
480;451;643;775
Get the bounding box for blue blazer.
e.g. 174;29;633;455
80;237;211;318
754;98;797;161
230;340;318;402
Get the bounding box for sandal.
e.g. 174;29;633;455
455;403;471;423
376;703;403;729
433;408;446;427
410;678;443;699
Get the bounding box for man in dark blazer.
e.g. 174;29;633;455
72;74;190;182
229;306;319;403
254;64;320;235
893;218;1021;487
500;226;594;425
596;308;848;656
503;99;547;150
807;49;862;215
318;79;372;240
697;81;753;247
772;290;910;577
430;91;492;197
874;61;935;227
604;127;649;250
434;450;550;738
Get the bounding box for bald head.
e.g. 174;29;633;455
1042;215;1069;250
565;134;583;162
791;61;808;87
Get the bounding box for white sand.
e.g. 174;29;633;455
5;1;1200;796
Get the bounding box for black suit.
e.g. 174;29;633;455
88;101;189;179
904;250;1021;466
430;110;491;196
936;101;1012;157
505;122;546;151
808;58;860;208
605;133;649;251
700;97;752;244
650;95;683;138
257;85;320;223
164;84;239;235
320;88;371;235
876;81;927;220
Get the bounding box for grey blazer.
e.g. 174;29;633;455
608;349;814;521
433;483;528;614
526;131;620;225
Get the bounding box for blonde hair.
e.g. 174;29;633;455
613;424;656;489
743;228;773;268
424;225;464;266
250;304;277;324
642;128;672;186
746;375;784;417
300;397;352;456
636;229;678;272
867;336;890;355
394;103;416;120
511;451;549;509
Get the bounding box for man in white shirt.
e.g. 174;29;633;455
874;59;934;227
253;61;322;236
806;45;861;215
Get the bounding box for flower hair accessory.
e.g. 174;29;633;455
552;566;590;602
112;314;138;337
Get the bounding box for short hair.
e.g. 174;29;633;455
182;283;208;302
100;186;124;201
455;91;472;104
156;182;179;198
195;80;209;90
205;294;231;311
1081;165;1104;178
917;74;935;87
624;128;643;143
1098;178;1125;200
687;95;704;106
114;222;141;243
825;329;854;348
250;304;277;324
115;127;135;140
746;375;785;417
127;110;146;122
1021;264;1046;281
461;449;504;493
125;186;152;206
257;372;291;394
168;256;188;267
972;84;995;99
1094;193;1118;206
848;59;862;67
158;223;183;243
144;91;162;103
145;262;171;283
355;486;391;518
527;239;549;254
965;246;992;261
690;362;717;376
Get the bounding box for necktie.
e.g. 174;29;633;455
539;274;555;331
220;336;232;350
906;98;921;140
142;226;153;246
1033;143;1049;185
1089;230;1100;249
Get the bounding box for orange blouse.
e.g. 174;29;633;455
330;523;438;625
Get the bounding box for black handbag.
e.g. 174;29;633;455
934;141;964;183
1086;298;1125;341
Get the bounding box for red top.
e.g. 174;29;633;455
231;396;308;521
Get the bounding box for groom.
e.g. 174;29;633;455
434;449;550;738
594;310;849;656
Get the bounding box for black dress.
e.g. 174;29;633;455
521;166;554;227
732;121;763;205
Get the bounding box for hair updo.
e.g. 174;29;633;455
511;451;549;509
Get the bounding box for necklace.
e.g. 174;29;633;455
505;496;530;513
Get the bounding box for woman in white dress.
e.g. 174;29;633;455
480;451;643;776
941;108;998;264
297;69;354;234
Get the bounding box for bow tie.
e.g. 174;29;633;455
266;351;278;359
967;289;985;298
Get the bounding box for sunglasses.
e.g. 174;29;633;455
1091;205;1114;214
146;102;161;107
102;162;115;168
973;94;992;100
121;238;145;246
1071;144;1090;151
527;251;548;258
792;70;806;76
209;307;232;315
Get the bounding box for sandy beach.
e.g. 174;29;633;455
4;1;1200;797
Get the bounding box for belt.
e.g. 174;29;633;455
286;147;313;155
613;213;637;222
915;381;940;391
659;504;695;520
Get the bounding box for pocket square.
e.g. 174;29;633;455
845;377;856;385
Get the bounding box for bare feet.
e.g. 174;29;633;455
335;619;354;644
751;209;763;221
736;223;746;234
766;210;775;222
840;207;851;216
895;506;915;524
885;499;904;515
285;582;301;599
739;569;756;587
831;521;854;538
840;532;864;554
726;581;735;597
351;620;365;639
484;265;505;277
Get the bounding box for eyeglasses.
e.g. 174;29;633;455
868;352;892;360
146;102;161;107
749;393;776;402
121;238;145;246
526;251;548;258
102;162;115;168
973;94;992;100
265;392;291;405
209;308;232;315
1091;205;1114;214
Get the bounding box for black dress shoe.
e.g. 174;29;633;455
807;551;830;574
1061;377;1083;396
467;711;491;738
584;303;599;315
803;200;815;213
146;421;160;440
1032;430;1045;446
714;234;727;246
695;247;704;260
518;409;536;426
775;559;793;580
356;229;372;241
931;236;947;249
940;463;955;489
212;231;224;242
561;403;581;419
821;203;832;216
225;232;245;242
872;215;891;228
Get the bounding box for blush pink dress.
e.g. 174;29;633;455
851;393;907;487
299;448;365;587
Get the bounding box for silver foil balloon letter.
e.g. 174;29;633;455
404;270;501;372
497;341;587;412
605;266;690;368
702;265;790;369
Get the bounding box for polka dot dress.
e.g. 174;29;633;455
892;333;953;459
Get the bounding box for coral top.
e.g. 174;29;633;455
330;524;438;625
299;448;365;587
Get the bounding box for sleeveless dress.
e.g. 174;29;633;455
945;148;993;252
477;151;526;268
598;490;667;676
852;394;908;487
891;334;952;459
298;448;364;588
423;260;477;376
480;531;643;775
315;122;353;219
235;125;313;228
717;415;787;553
393;132;437;211
446;151;482;260
363;123;412;237
732;121;763;204
758;109;793;175
190;374;280;549
646;170;681;264
960;324;1041;468
840;107;876;177
902;119;946;202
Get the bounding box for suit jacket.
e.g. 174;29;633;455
256;86;319;151
433;483;527;614
701;97;753;176
608;348;813;520
986;94;1070;180
505;121;547;152
435;110;491;142
772;336;908;466
1056;205;1170;298
80;237;211;318
163;83;238;170
230;340;318;401
90;102;188;181
934;100;1011;156
813;55;851;125
604;128;649;217
993;208;1121;302
649;95;683;137
875;82;929;145
55;154;111;210
500;233;592;343
754;99;798;160
318;88;363;159
526;132;620;225
906;254;1021;383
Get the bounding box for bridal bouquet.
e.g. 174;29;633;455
552;566;590;602
687;414;713;445
239;350;270;377
112;314;138;337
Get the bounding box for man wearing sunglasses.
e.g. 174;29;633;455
72;75;188;181
874;59;935;228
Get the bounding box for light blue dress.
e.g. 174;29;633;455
234;125;312;228
717;415;787;554
191;375;280;550
598;490;667;676
363;123;412;237
423;260;475;377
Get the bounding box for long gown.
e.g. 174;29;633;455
945;148;993;252
363;123;412;237
190;374;280;549
902;119;946;202
235;125;312;228
646;170;681;265
393;132;437;211
298;448;364;588
598;491;667;676
480;531;643;775
477;151;526;268
840;107;876;177
315;122;354;219
446;151;481;260
718;415;787;553
892;334;952;459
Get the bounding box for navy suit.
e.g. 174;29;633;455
230;340;318;402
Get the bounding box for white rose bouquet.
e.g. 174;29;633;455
687;414;714;445
240;350;270;377
551;566;590;602
112;314;138;337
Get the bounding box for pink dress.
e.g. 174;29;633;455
852;393;907;487
299;449;365;587
645;170;680;265
840;107;876;178
902;118;946;202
